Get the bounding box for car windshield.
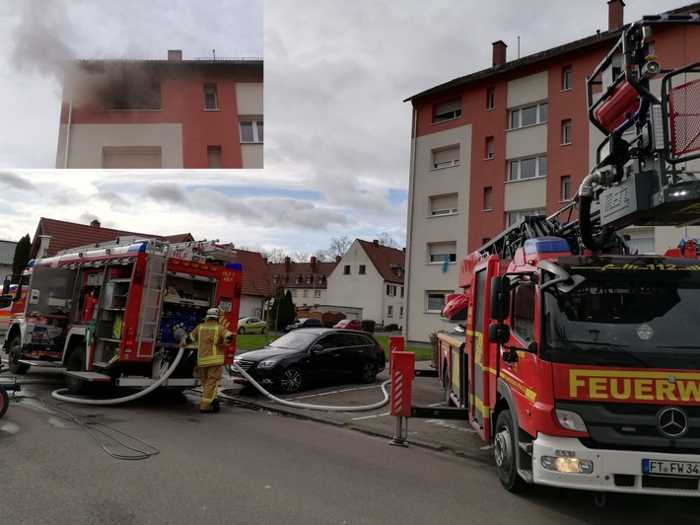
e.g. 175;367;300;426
543;269;700;369
268;331;317;350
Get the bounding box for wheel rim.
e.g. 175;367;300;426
494;428;513;469
280;369;302;392
8;338;20;363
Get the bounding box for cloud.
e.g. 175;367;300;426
0;171;36;191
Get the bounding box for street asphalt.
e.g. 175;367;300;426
2;367;700;524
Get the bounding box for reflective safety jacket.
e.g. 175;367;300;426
190;321;233;367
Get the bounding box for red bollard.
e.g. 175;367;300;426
389;351;414;446
389;335;405;371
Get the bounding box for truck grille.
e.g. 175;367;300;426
557;401;700;453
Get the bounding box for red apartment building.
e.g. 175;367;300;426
56;50;263;169
403;0;700;342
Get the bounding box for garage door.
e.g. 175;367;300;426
102;146;162;168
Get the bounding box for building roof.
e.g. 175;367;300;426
404;2;700;103
30;217;193;258
357;240;405;284
0;240;17;266
268;258;337;289
219;248;272;297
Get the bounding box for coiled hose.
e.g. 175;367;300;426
50;346;185;405
223;362;391;412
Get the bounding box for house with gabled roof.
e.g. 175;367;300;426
326;239;405;327
268;256;337;307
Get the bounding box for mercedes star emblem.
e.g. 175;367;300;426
657;407;689;439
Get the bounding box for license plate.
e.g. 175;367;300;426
642;459;700;477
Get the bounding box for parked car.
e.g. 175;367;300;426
238;317;266;334
333;319;362;330
232;328;386;393
284;317;322;332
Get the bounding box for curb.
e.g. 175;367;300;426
222;393;494;465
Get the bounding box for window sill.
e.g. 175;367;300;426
481;208;493;212
505;175;547;184
427;262;457;266
561;88;572;93
486;107;495;112
506;121;547;133
431;116;463;126
484;156;495;161
241;141;263;144
204;108;220;112
427;212;458;219
425;310;442;315
430;164;460;172
560;141;572;147
104;108;163;112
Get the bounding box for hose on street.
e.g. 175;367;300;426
223;362;391;412
50;346;186;406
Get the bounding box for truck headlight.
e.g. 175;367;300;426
555;409;587;432
257;360;278;368
541;453;594;474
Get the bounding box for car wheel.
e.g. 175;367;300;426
279;367;303;394
359;362;377;384
494;409;528;493
7;335;29;374
65;346;87;395
0;388;8;419
238;327;246;335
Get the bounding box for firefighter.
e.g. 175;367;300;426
189;308;233;413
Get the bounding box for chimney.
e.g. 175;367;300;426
608;0;625;31
284;256;291;272
310;256;317;272
372;239;379;246
90;219;101;228
335;255;341;263
168;49;183;62
492;40;507;67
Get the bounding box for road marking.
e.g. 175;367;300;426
351;411;390;421
425;419;476;433
289;384;382;400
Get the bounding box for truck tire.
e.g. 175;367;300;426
0;388;8;419
65;346;87;395
7;335;29;374
494;409;528;493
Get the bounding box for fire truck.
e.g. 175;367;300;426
436;14;700;496
3;238;242;394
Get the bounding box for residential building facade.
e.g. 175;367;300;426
0;240;17;282
326;239;405;327
56;50;263;169
404;1;700;342
268;256;336;307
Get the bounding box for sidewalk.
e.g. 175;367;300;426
221;361;494;464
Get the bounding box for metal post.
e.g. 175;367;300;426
389;415;408;447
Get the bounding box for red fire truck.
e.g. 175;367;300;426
435;15;700;496
3;238;242;393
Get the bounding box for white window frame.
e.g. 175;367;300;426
203;83;219;111
561;119;572;145
425;291;449;314
428;242;457;265
560;175;572;202
507;155;547;182
482;186;493;211
433;99;462;123
506;208;547;227
239;119;263;144
387;305;394;318
431;145;460;170
485;136;495;160
562;66;572;91
507;102;548;130
486;87;495;111
343;265;351;275
429;193;458;217
313;289;321;298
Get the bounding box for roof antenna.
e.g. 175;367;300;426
212;48;216;60
517;36;521;59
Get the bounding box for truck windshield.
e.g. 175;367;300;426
543;272;700;369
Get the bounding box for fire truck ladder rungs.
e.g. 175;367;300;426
135;253;168;356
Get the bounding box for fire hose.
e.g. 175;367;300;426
50;346;186;405
222;362;391;412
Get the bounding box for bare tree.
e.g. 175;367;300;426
328;235;352;258
376;232;400;249
260;247;288;263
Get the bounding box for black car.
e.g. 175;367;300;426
232;328;386;393
284;317;322;332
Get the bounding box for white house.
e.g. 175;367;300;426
326;239;405;327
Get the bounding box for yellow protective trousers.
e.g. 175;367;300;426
197;365;224;411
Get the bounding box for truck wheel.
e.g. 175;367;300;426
494;409;528;493
0;388;8;419
7;336;29;374
65;346;87;395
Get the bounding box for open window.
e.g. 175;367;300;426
511;282;535;343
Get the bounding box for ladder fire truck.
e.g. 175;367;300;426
437;14;700;496
3;238;242;394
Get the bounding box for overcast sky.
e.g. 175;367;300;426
0;0;692;256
